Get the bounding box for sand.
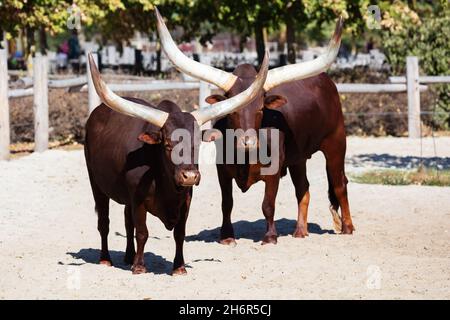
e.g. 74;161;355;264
0;137;449;299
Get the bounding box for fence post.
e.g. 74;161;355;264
198;81;212;130
87;52;101;114
406;56;421;138
0;49;10;160
33;54;49;152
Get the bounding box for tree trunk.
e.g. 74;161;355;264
278;26;287;67
239;35;247;53
26;27;35;58
255;20;266;66
286;7;296;64
0;29;4;50
156;41;161;74
39;26;47;55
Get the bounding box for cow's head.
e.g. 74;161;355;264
87;49;268;186
155;7;342;150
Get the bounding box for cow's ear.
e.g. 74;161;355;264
264;95;287;109
202;129;223;142
205;94;227;104
138;131;161;144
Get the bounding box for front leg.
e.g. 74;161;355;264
217;165;236;246
261;176;280;245
123;205;136;265
172;192;191;276
131;203;148;274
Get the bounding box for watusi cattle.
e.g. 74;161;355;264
84;51;269;274
155;9;354;245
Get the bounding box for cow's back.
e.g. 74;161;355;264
267;73;343;164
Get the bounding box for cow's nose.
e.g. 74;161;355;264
238;136;258;150
179;170;200;186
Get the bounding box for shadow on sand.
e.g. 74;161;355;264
185;218;334;243
65;219;334;272
347;153;450;170
65;249;173;275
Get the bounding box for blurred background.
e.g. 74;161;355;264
0;0;449;145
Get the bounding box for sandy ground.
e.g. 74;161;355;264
0;137;449;300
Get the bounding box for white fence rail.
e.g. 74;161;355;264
1;52;449;160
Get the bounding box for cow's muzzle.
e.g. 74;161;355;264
237;135;258;150
176;169;201;187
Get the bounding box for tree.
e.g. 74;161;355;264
380;0;450;128
284;1;306;64
0;0;134;55
189;0;285;65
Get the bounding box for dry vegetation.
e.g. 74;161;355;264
8;68;443;144
350;167;450;187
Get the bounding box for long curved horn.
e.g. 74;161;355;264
263;16;343;92
88;53;169;127
191;51;269;125
155;7;237;92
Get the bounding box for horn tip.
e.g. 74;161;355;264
332;16;344;45
336;16;344;35
154;6;161;20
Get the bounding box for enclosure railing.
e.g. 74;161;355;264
1;50;449;160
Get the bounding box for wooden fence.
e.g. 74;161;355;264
1;50;449;160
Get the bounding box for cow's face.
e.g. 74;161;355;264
206;65;287;151
138;112;201;187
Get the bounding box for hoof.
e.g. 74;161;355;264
99;259;112;267
342;224;355;234
262;235;277;245
172;266;187;276
220;238;237;247
293;227;309;238
131;264;147;275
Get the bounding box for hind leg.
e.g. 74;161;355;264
88;179;112;266
321;127;355;234
289;161;310;238
123;205;135;265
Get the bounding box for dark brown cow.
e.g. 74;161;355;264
155;10;355;245
84;53;268;274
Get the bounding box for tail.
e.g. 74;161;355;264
327;169;342;233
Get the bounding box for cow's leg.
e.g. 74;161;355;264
172;217;187;275
96;194;111;266
86;167;112;266
172;194;190;275
131;203;148;274
320;127;355;234
123;205;135;265
261;176;280;245
289;161;310;238
89;180;112;266
217;166;236;246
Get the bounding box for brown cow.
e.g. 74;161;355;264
155;9;355;245
84;52;269;274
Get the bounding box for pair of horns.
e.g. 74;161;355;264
89;7;342;127
88;51;268;127
155;6;343;92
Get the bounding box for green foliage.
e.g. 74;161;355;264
381;1;450;128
